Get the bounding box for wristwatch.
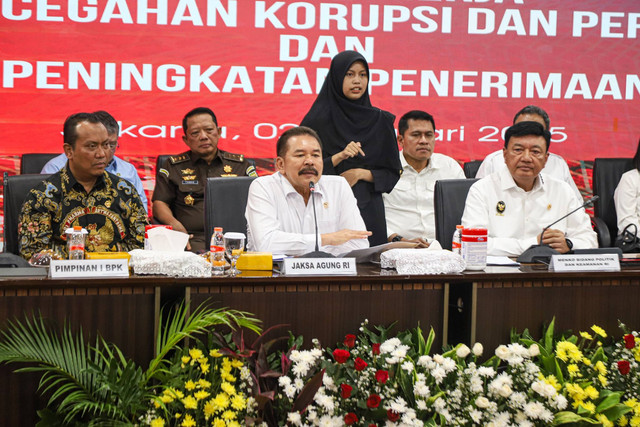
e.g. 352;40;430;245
565;238;573;250
391;235;404;242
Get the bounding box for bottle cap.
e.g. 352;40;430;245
73;225;82;231
214;227;223;232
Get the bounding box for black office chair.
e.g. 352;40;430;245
20;153;58;174
3;173;50;255
203;176;257;247
434;178;478;251
463;160;482;179
592;158;634;247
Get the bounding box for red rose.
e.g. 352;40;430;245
387;409;400;422
354;357;368;371
375;370;389;384
344;334;356;348
624;334;636;349
333;349;350;364
367;394;381;408
618;360;631;375
372;343;381;355
344;413;358;425
340;383;353;399
368;425;377;427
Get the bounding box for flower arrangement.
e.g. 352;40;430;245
142;346;259;426
3;308;640;426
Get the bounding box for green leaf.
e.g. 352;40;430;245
544;317;556;353
553;411;599;425
596;391;623;412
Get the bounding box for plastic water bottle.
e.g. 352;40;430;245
210;227;225;275
66;226;87;260
452;225;463;255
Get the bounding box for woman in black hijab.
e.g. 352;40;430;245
301;50;401;246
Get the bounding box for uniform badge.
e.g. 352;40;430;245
184;194;194;205
182;175;196;181
547;204;552;210
181;168;195;174
496;201;506;216
224;165;232;173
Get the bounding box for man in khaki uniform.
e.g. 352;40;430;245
152;107;257;252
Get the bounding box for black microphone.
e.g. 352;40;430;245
517;196;599;264
298;181;336;258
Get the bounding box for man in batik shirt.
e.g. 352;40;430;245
18;112;148;260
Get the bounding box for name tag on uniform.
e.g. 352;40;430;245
182;180;199;185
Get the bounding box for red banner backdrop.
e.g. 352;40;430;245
1;0;638;162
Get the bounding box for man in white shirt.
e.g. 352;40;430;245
462;121;597;257
476;105;582;200
246;126;371;256
383;110;465;246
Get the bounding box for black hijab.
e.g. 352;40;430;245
300;50;401;174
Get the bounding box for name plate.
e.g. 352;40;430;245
50;259;129;278
549;254;620;272
282;257;356;276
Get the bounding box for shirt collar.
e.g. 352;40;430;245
498;166;544;193
277;172;325;199
63;165;107;192
400;151;438;173
190;149;221;164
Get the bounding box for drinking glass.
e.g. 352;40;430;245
223;232;245;276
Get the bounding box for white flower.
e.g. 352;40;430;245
416;400;427;410
509;391;527;408
470;409;483;423
414;382;430;397
497;384;512;398
456;344;471;358
441;357;456;372
524;401;545;419
287;412;302;425
470;376;483;393
380;338;401;354
529;343;540;357
495;345;510;360
433;354;444;364
417;355;432;367
401;361;414;372
279;376;292;387
431;366;447;383
322;374;335;390
292;362;309;377
477;366;496;377
472;342;484;356
284;384;297;398
554;394;568;410
294;378;304;390
475;396;490;408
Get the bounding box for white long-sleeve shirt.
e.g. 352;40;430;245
462;167;597;256
246;172;369;256
614;168;640;236
383;152;465;241
476;150;582;201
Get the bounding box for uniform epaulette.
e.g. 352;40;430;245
222;152;245;162
169;153;190;164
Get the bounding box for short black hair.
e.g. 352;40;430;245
504;121;551;151
276;126;322;158
63;112;102;148
634;138;640;171
182;107;218;133
93;110;119;136
398;110;436;137
513;105;550;130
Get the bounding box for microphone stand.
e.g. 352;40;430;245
516;196;599;264
298;181;336;258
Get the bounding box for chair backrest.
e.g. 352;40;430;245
463;160;482;178
203;176;257;248
434;178;478;250
20;153;58;174
3;173;50;255
592;157;634;240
